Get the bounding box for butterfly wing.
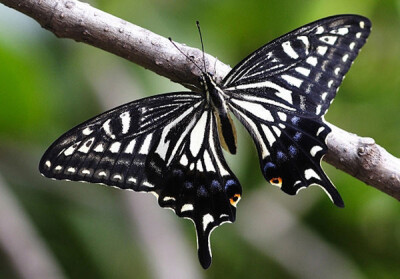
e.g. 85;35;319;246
222;15;371;206
39;92;241;269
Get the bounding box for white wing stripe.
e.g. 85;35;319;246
232;107;270;158
231;99;274;122
237;94;295;111
225;81;293;104
189;111;208;157
155;104;197;160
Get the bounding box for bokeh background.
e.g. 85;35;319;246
0;0;399;278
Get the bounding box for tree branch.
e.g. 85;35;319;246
2;0;399;200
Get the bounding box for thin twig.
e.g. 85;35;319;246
1;0;399;200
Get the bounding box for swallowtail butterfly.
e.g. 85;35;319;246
40;15;371;268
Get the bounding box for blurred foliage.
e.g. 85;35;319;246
0;0;399;278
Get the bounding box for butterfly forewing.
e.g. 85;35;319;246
224;15;371;117
40;92;241;269
222;15;371;206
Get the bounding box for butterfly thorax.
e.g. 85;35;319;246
201;73;237;154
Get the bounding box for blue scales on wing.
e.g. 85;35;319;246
222;15;371;206
39;92;242;269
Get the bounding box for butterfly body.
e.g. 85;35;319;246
202;72;238;154
40;15;371;269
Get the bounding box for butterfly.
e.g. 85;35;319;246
40;15;371;269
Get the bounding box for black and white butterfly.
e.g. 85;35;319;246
40;15;371;269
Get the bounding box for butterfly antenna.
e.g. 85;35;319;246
168;37;204;73
196;21;208;72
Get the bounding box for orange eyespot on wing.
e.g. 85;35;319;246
229;193;241;207
269;177;282;187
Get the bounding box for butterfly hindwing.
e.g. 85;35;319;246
161;108;241;268
222;15;371;206
40;92;242;269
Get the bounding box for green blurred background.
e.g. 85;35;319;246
0;0;399;278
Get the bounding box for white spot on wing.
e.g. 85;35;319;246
319;36;338;45
180;154;188;166
113;174;122;180
120;112;131;134
349;42;356;50
128;177;137;183
143;181;154;188
82;127;93;135
45;160;51;168
64;142;81;156
316;45;328;56
82;169;91;175
277;112;287;122
102;119;116;139
93;143;104;153
282;41;299;59
181;204;194;212
163;196;176;202
315;26;324;34
139;134;153;154
306;56;318;66
125;139;136;154
202;213;214;231
297;36;310;50
281;74;303;88
316;105;322;115
316;126;325;137
310;145;323;156
342;54;349;62
305;168;321;180
272;126;281;137
359;21;365;29
331;27;349;35
295;67;311;76
109;142;121;153
67;167;76;173
55;166;62;171
78;138;95;153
